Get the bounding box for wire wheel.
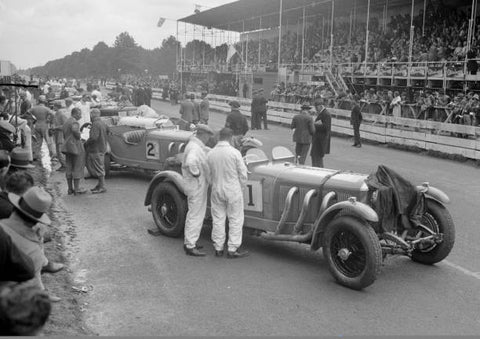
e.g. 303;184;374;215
151;182;187;238
330;230;367;278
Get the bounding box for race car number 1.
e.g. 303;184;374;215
244;180;262;212
146;141;160;159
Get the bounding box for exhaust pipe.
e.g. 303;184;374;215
274;187;299;235
292;189;318;234
261;191;337;242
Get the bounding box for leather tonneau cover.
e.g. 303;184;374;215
365;165;424;233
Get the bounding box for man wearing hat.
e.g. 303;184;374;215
199;92;210;124
291;104;315;165
225;100;249;149
350;95;363;148
0;186;63;300
28;95;54;161
85;108;109;194
179;93;195;125
311;100;332;168
51;101;69;171
0;120;16;152
9;147;35;172
251;89;268;130
182;124;214;256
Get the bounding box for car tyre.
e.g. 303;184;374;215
323;216;382;290
411;199;455;265
151;182;187;238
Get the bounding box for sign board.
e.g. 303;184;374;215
243;180;263;212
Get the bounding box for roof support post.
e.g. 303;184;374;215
258;16;262;69
408;0;415;86
301;6;306;71
330;0;335;68
364;0;370;78
277;0;283;77
422;0;426;35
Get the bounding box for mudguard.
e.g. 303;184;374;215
416;185;450;205
144;170;185;206
310;200;379;251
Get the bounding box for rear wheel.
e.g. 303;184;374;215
411;199;455;265
323;216;382;290
151;182;187;238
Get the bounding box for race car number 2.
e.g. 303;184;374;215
146;141;160;159
244;180;263;212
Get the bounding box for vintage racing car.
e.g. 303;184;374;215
86;115;261;177
144;147;455;290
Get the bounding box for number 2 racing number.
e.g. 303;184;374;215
146;141;160;159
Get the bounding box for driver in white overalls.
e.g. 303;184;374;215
181;124;214;256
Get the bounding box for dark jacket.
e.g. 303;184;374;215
85;116;109;153
350;104;363;126
0;131;15;152
311;107;331;157
226;109;249;136
0;226;35;282
291;112;315;144
251;94;268;113
61;117;83;155
0;191;13;219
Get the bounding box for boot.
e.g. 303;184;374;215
73;179;87;195
67;177;74;195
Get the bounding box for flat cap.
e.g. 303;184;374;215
195;124;214;135
229;100;240;108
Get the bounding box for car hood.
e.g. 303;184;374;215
148;129;193;141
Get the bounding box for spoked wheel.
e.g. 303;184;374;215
151;182;187;238
323;216;382;290
411;199;455;265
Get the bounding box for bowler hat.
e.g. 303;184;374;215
300;104;311;110
0;120;15;134
195;124;214;135
10;148;35;169
8;186;52;225
229;100;240;108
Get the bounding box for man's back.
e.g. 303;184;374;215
291;113;314;144
226;110;248;136
29;105;52;126
179;100;195;123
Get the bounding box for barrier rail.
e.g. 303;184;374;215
202;93;480;161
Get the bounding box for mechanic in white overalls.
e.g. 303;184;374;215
182;124;214;256
207;127;249;258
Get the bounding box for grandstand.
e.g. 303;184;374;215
176;0;479;99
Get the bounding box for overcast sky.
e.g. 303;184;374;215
0;0;233;69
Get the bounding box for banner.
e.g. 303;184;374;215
226;44;238;63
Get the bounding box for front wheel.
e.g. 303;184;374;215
151;182;187;238
411;199;455;265
323;216;382;290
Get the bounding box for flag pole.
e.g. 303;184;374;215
277;0;283;78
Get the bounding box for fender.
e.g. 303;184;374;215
416;184;450;205
310;199;379;251
144;170;186;206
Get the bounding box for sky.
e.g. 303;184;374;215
0;0;233;69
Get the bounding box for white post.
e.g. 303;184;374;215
364;0;371;77
202;26;205;69
258;16;262;69
408;0;415;86
301;6;306;71
277;0;283;75
176;20;179;73
330;0;335;68
321;16;325;50
422;0;427;36
242;21;245;66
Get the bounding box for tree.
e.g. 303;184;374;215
114;32;137;49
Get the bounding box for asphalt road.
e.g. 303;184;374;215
51;99;480;336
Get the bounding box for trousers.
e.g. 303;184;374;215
211;192;244;252
295;143;310;165
184;180;208;249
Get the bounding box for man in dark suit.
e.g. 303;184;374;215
350;95;363;147
225;101;249;149
291;104;315;165
311;100;332;168
251;89;269;130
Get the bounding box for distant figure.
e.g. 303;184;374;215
251;89;268;130
27;96;54;160
242;82;249;98
311;100;331;168
350;95;363;148
225;101;249;149
199;92;210;124
179;93;195;124
291;104;315;165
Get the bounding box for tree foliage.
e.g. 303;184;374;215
29;32;179;78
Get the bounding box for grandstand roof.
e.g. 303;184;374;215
178;0;416;32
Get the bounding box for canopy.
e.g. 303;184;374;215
178;0;448;32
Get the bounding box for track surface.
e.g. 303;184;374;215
50;99;480;335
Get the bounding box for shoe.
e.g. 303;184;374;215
67;189;74;195
355;144;362;148
215;250;224;257
183;244;203;252
184;247;206;257
74;188;87;195
91;187;107;194
227;250;249;259
351;144;357;147
49;294;62;302
42;262;64;274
